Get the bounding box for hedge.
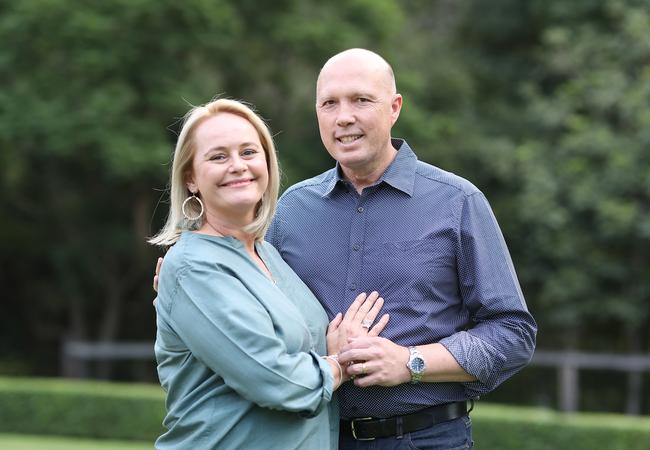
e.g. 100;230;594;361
472;404;650;450
1;377;650;449
0;377;165;441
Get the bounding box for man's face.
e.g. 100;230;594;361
315;60;401;174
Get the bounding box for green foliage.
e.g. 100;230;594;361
513;0;650;343
0;0;403;375
0;377;164;441
473;404;650;450
394;0;650;353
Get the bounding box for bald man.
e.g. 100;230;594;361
267;49;536;449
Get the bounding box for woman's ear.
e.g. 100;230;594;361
185;172;197;194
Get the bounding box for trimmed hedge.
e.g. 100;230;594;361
0;377;165;441
473;404;650;450
2;377;650;449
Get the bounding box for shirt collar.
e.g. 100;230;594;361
322;138;417;197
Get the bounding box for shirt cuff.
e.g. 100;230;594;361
439;331;507;396
298;350;335;418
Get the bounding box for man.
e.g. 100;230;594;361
265;48;536;449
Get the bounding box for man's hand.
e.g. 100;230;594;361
337;336;410;387
152;257;163;306
339;339;478;386
153;257;163;292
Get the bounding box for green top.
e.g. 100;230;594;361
154;231;338;450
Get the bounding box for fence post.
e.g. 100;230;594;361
60;339;89;378
626;371;642;415
558;362;578;412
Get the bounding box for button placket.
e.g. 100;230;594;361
346;197;367;296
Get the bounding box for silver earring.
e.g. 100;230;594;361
182;193;204;221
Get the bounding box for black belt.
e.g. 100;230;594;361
340;401;469;441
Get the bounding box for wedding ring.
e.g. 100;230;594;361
361;319;372;329
361;363;367;375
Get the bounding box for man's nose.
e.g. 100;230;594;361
335;102;355;127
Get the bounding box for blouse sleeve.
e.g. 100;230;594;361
165;258;334;417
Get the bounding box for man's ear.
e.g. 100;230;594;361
390;94;403;126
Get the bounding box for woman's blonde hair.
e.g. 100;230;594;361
148;98;280;247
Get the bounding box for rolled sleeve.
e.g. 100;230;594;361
448;192;537;396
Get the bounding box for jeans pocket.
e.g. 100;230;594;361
406;416;473;450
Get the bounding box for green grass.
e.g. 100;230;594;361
0;433;151;450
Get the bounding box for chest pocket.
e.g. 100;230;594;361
376;238;457;302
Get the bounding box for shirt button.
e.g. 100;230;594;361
357;207;364;213
352;244;360;251
349;283;357;290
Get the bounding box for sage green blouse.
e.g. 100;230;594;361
154;231;338;449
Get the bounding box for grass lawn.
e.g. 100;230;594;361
0;433;151;450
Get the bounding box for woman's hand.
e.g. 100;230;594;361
326;291;389;356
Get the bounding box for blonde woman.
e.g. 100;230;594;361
149;99;388;449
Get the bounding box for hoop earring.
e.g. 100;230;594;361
182;193;204;221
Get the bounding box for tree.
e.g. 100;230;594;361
515;0;650;349
0;0;403;377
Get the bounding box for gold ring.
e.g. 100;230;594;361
361;363;367;375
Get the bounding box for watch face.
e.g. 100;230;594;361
410;357;425;373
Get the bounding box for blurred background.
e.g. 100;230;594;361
1;0;648;418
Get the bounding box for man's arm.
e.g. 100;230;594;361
339;192;536;392
338;338;476;387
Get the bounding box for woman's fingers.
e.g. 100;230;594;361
328;312;343;333
343;292;368;322
368;313;390;336
353;291;380;323
360;296;384;328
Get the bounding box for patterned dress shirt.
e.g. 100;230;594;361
267;139;537;419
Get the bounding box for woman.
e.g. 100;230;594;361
149;98;388;449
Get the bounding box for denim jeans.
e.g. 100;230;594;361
339;415;473;450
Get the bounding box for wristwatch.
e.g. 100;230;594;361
406;346;426;384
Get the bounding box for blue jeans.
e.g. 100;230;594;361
339;415;473;450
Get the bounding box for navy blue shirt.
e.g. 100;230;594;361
267;139;536;418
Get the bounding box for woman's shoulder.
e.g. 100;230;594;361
157;233;232;306
258;240;285;263
259;239;280;254
162;232;221;276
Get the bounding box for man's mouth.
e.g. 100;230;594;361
337;135;363;144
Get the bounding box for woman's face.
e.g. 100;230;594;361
187;112;269;222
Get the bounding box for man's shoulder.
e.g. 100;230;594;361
414;159;481;197
280;168;337;200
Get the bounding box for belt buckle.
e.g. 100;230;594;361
351;417;375;441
